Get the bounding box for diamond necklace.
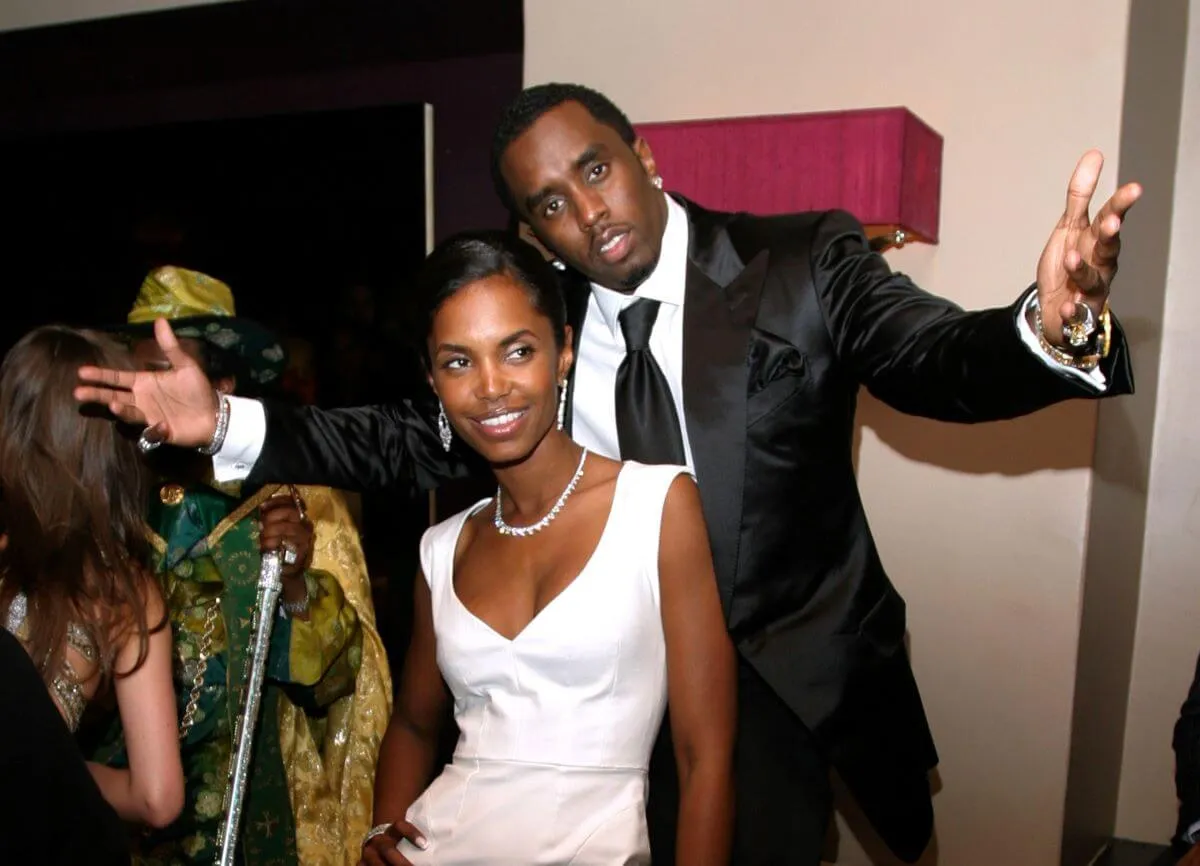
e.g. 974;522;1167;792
494;447;588;538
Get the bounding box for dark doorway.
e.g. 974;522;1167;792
1;103;427;373
0;0;523;676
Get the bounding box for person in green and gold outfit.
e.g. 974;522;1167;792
90;267;392;866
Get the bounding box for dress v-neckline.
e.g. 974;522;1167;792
448;464;628;644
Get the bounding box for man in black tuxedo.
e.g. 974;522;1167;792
77;84;1140;866
1162;651;1200;866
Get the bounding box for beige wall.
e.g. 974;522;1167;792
0;0;232;33
1115;1;1200;842
1062;1;1191;862
526;2;1132;864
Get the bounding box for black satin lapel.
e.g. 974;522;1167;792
560;270;591;436
683;250;768;612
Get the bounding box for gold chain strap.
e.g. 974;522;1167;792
178;597;221;741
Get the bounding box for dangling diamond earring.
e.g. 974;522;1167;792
652;175;663;190
550;259;566;271
437;401;453;452
556;379;568;431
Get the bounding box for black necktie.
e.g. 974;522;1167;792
614;299;687;465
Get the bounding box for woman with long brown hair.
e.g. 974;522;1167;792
0;325;183;828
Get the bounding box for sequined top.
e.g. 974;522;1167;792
3;591;98;731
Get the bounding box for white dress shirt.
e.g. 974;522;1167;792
212;194;1102;482
570;194;694;468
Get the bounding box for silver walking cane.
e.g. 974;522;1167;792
215;549;284;866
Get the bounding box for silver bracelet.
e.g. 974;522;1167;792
278;591;311;619
362;823;393;848
278;571;314;619
197;392;231;456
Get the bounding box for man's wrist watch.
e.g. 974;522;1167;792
1032;299;1111;372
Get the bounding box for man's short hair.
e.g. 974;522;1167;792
490;83;636;214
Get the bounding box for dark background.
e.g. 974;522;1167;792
0;0;524;361
0;0;524;671
0;103;428;384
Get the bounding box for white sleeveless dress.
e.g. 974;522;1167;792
399;461;688;865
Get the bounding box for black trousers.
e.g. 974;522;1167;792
646;660;833;865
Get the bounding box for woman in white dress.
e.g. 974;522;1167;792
359;232;737;866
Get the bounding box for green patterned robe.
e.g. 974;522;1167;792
92;482;362;866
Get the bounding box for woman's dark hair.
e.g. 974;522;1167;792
0;326;160;688
415;230;568;370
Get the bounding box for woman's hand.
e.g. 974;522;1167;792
358;821;429;866
658;474;737;866
365;574;447;865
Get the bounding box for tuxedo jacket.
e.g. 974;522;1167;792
250;198;1133;862
1173;651;1200;852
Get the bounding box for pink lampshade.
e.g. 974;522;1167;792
635;107;942;243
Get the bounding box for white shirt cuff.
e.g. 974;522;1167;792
211;395;266;483
1184;818;1200;845
1015;289;1107;390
